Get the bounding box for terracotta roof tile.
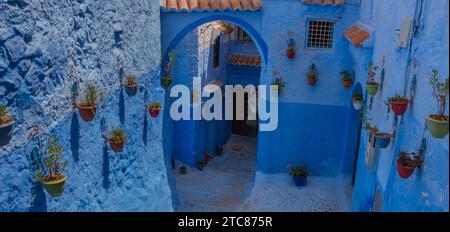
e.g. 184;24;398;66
302;0;345;6
161;0;262;13
344;25;370;47
229;54;261;67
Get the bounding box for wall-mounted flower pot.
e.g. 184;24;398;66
343;79;352;88
124;84;138;97
352;100;364;111
76;104;97;122
161;76;173;87
366;82;380;96
109;140;125;153
148;103;161;118
179;166;187;175
427;114;449;139
396;159;415;179
308;75;317;86
293;175;307;186
0;120;14;146
375;132;392;149
286;49;296;59
43;174;67;197
390;100;408;116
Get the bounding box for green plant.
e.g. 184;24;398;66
80;82;101;106
341;70;352;81
387;94;408;103
0;105;13;125
428;70;449;116
289;167;308;177
352;92;364;102
149;102;161;110
307;65;317;79
109;128;127;143
398;151;423;168
37;136;68;182
271;70;286;92
125;75;137;87
164;50;175;77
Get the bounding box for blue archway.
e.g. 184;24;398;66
161;14;268;75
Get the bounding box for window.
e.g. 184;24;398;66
306;20;335;49
213;36;220;68
237;28;252;42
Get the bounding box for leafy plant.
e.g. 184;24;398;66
37;136;68;182
0;105;13;125
398;151;423;168
387;94;408;103
307;64;317;79
428;69;449;116
289;167;308;177
80;82;102;106
109;128;127;143
271;70;286;93
124;75;137;87
341;70;352;81
164;50;176;76
352;92;364;102
149;102;161;110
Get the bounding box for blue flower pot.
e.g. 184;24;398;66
293;175;307;186
376;133;391;149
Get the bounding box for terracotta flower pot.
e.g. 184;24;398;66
396;160;415;179
390;100;408;116
148;106;161;118
43;174;67;197
308;76;317;86
343;79;352;88
161;76;173;87
427;114;449;139
124;84;138;97
366;82;380;96
0;120;14;146
77;104;97;122
109;140;125;153
286;49;296;59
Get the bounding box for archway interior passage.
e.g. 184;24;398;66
164;18;264;211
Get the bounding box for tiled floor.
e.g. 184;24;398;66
174;134;352;212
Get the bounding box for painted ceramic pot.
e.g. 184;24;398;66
109;140;125;153
343;79;352;88
43;175;67;197
293;175;307;186
77;104;97;122
286;49;296;59
0;120;14;146
308;75;317;86
148;106;161;118
390;100;408;116
376;133;392;149
427;114;449;139
366;82;380;96
161;76;173;87
124;84;138;97
396;160;415;179
352;100;364;111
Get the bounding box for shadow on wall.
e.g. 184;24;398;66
70;112;80;163
102;141;110;189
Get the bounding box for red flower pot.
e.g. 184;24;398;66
109;141;125;153
390;100;408;116
308;77;317;86
396;160;415;179
149;108;160;118
343;79;352;88
286;49;296;59
77;104;97;122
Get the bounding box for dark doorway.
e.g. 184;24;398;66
232;89;258;137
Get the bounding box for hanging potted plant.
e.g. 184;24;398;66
0;105;14;146
108;128;127;153
286;38;296;59
375;132;393;149
148;102;161;118
36;136;68;197
179;165;187;175
271;77;286;96
396;151;423;179
352;92;364;111
366;61;380;96
288;164;308;187
341;70;353;88
161;50;175;88
386;94;409;116
124;74;138;97
76;82;101;122
307;64;318;86
427;70;449;139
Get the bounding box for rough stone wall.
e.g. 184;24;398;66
0;0;173;211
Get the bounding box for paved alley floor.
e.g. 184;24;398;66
174;134;353;212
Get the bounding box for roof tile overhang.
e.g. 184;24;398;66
161;0;262;13
229;54;261;67
344;23;371;47
302;0;345;6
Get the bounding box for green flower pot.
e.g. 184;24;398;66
161;76;173;87
43;175;67;197
366;83;380;96
428;115;449;139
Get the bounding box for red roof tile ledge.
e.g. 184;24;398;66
161;0;263;13
344;20;374;48
302;0;345;6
